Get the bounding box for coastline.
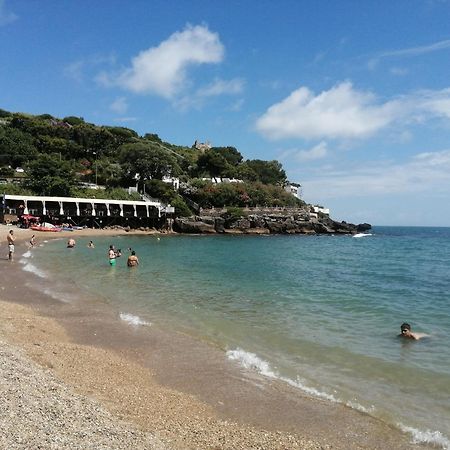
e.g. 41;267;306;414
0;225;429;449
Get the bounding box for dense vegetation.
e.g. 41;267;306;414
0;108;304;216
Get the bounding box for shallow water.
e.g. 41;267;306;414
23;227;450;449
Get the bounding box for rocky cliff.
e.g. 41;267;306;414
173;208;371;235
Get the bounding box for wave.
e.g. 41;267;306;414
21;250;32;259
21;262;47;279
226;348;339;402
398;424;450;450
42;287;75;303
119;313;151;327
227;347;449;448
226;348;278;378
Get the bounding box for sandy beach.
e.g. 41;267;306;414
0;225;426;449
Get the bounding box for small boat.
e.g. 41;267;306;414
353;232;373;238
61;226;84;231
31;224;62;232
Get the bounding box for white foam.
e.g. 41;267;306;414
119;313;151;327
399;424;450;449
283;376;339;402
345;400;374;414
21;250;32;259
21;262;47;279
226;348;278;378
226;348;341;403
41;287;75;303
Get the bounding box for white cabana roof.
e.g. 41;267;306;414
2;194;161;208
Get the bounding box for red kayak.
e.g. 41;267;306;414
31;225;62;232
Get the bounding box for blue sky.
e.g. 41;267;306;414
1;0;450;226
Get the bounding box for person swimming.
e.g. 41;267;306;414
399;323;428;340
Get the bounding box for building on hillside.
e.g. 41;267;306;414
285;182;302;199
201;177;244;184
193;140;212;152
313;205;330;215
162;175;180;190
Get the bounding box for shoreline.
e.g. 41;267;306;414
0;225;428;449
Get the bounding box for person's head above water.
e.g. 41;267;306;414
399;322;428;340
401;323;411;333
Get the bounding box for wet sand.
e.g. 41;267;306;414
0;225;429;449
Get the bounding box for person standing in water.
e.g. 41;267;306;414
127;250;139;267
29;234;36;248
108;245;116;266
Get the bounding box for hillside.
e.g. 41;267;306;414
0;108;304;218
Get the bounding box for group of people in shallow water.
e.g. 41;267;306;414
6;231;430;340
106;244;139;267
65;237;139;268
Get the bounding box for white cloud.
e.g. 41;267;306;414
104;24;224;98
368;38;450;69
196;78;244;97
0;0;17;26
390;67;408;76
256;83;450;141
301;149;450;199
256;82;401;140
418;88;450;119
280;142;328;162
64;61;85;83
110;97;128;114
65;54;116;83
174;77;244;111
113;117;137;123
229;98;245;111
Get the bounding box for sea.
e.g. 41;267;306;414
20;226;450;449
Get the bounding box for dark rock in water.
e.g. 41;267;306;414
173;218;216;234
173;209;371;236
214;217;225;233
357;223;372;232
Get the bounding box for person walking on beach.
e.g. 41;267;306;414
399;323;428;340
7;230;15;260
108;245;117;266
127;250;139;267
29;234;36;248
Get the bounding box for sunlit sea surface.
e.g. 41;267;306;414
22;227;450;448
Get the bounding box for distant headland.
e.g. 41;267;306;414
0;108;369;234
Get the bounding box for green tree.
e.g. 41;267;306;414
211;146;243;166
25;154;77;196
196;150;232;178
0;126;38;167
119;142;180;183
245;159;287;185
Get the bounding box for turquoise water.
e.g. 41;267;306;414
23;227;450;448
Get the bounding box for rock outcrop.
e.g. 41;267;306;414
173;209;371;235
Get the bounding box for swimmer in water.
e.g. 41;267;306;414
399;323;428;340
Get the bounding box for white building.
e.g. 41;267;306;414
313;205;330;215
285;182;302;199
